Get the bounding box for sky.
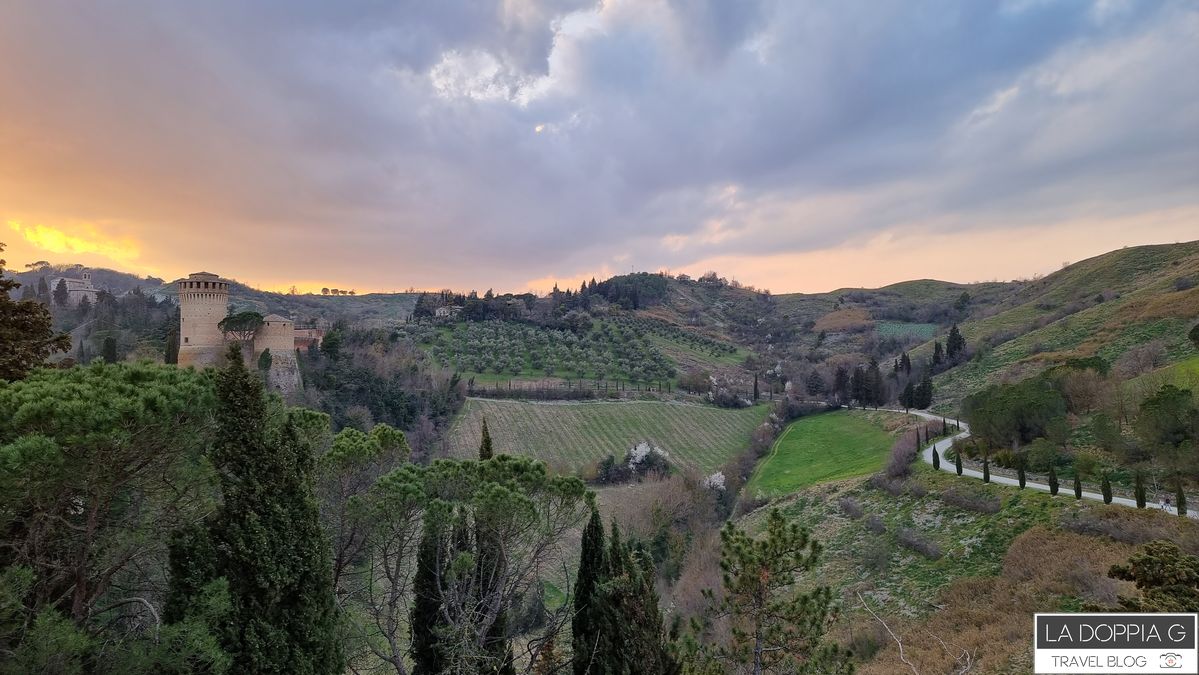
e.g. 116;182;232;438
1;0;1197;295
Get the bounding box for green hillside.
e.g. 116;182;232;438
920;242;1199;408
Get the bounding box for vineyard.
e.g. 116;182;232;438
445;398;770;473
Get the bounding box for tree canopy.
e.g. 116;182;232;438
0;243;70;381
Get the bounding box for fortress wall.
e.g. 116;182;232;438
265;349;302;397
254;319;295;358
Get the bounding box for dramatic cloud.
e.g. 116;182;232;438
0;0;1195;292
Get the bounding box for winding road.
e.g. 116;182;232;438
889;408;1195;518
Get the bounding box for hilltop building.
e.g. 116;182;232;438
174;271;302;394
48;270;99;307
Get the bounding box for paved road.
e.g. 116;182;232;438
880;408;1195;518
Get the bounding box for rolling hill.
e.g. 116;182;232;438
914;241;1199;407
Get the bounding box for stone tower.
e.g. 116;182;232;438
176;272;230;368
257;314;302;394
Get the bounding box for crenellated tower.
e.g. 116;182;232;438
176;272;230;368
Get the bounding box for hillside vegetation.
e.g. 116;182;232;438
445;398;769;473
921;242;1199;406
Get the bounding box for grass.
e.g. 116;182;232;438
746;409;910;498
445;398;770;474
1127;354;1199;392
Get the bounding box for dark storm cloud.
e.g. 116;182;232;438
0;0;1195;291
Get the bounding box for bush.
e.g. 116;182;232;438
1059;509;1199;553
864;514;886;534
939;488;1001;514
884;431;919;479
869;474;905;496
838;496;864;520
861;537;892;573
1175;276;1196;292
897;527;942;559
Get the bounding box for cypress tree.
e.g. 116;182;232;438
1074;472;1083;500
1177;482;1187;517
1017;456;1026;489
1048;465;1059;496
954;448;963;476
753;373;759;402
982;457;990;483
1101;474;1113;504
101;336;118;364
942;417;948;436
412;520;446;675
169;345;342;674
165;307;181;364
932;341;944;366
480;417;493;460
53;278;69;306
946;324;966;361
1134;472;1146;508
932;447;940;471
572;510;606;675
477;505;512;674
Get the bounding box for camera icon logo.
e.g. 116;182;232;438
1161;652;1183;668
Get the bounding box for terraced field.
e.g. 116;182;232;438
445;398;770;473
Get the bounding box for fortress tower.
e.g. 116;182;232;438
176;272;230;368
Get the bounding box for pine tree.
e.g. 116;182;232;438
1074;473;1083;500
412;520;447;675
1048;465;1059;496
955;448;963;476
1102;474;1114;504
572;510;606;675
167;346;342;674
982;457;990;483
1134;471;1146;508
703;510;848;673
480;417;494;460
0;245;70;381
932;447;941;471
